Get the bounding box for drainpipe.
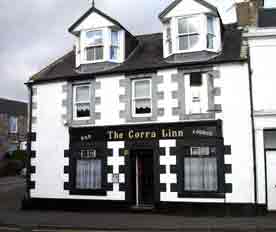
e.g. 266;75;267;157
247;44;258;215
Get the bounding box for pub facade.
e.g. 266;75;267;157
25;0;259;214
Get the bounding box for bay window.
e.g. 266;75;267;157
178;16;200;51
132;79;152;117
73;85;91;120
85;30;104;61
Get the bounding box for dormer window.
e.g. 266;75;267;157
85;30;104;61
178;16;200;51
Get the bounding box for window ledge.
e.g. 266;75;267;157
178;192;225;199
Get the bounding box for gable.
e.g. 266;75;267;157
160;0;216;19
73;11;115;32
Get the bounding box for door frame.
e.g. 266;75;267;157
265;148;276;211
124;140;160;207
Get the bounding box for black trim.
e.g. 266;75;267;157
64;182;70;190
225;183;233;193
64;150;70;158
171;183;178;192
27;180;35;190
30;166;36;174
107;166;113;173
160;165;166;174
170;165;177;174
224;145;231;155
160;184;167;192
247;46;258;214
119;165;125;173
30;151;36;158
28;132;36;142
64;166;69;174
224;164;232;174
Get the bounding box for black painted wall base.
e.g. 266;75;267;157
21;198;267;217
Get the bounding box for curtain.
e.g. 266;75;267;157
184;157;218;191
76;159;102;190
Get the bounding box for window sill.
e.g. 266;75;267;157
178;192;225;199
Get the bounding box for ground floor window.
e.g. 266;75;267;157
76;159;102;190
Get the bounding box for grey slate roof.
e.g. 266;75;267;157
0;98;28;116
30;24;245;83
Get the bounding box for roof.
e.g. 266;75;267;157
69;6;133;36
0;98;28;116
258;8;276;28
30;24;245;84
159;0;218;19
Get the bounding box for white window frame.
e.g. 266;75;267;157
110;30;120;61
166;24;172;55
177;15;201;52
131;78;152;118
9;116;18;134
206;15;216;50
73;84;91;121
264;0;276;8
84;29;104;62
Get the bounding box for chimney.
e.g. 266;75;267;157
236;0;263;27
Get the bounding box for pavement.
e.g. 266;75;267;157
1;176;276;231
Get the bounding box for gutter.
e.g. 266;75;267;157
247;45;258;214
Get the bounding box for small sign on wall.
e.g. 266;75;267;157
112;174;120;183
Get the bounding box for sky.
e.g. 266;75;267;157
0;0;237;102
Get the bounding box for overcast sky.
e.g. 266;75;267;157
0;0;237;102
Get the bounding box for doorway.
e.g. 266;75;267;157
130;149;154;207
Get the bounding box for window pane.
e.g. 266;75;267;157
264;0;276;8
134;80;150;98
207;34;214;49
110;46;118;60
184;157;218;191
76;86;89;102
76;103;90;118
189;34;199;48
207;16;214;34
95;46;103;60
111;30;119;45
178;18;189;34
86;30;103;45
9;116;17;133
76;159;102;189
135;99;151;114
190;73;202;86
179;36;189;50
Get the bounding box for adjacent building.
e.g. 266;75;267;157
26;0;266;214
242;0;276;212
0;98;28;160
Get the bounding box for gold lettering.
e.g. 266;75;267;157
129;130;134;139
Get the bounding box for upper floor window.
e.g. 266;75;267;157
132;79;152;117
85;30;104;61
178;16;200;51
186;72;208;114
264;0;276;8
73;85;91;120
207;16;215;49
111;30;119;60
9;116;18;133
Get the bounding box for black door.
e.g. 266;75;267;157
130;149;154;206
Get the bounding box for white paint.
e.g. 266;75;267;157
165;0;211;18
266;151;276;211
73;11;115;33
216;63;255;203
157;69;179;122
95;75;125;126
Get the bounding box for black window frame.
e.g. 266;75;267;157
175;138;225;198
68;140;108;196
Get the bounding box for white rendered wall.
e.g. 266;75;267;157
95;75;125;126
249;37;276;113
216;63;255;204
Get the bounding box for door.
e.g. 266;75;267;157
266;150;276;211
130;149;154;206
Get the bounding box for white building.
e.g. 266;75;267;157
244;0;276;212
25;0;261;215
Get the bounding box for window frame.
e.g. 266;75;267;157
84;29;104;62
177;15;201;52
206;15;216;49
73;84;91;121
131;78;153;118
166;24;173;54
9;116;18;134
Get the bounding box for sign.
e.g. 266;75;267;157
70;121;221;143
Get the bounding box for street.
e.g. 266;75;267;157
1;177;276;231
